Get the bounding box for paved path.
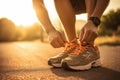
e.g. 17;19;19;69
0;41;120;80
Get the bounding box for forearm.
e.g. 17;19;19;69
91;0;110;18
32;0;56;34
85;0;96;18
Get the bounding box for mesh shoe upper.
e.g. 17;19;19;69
62;44;100;66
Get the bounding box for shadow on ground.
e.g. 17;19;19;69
51;67;120;80
0;67;120;80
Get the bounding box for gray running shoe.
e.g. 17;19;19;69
48;38;78;67
61;44;101;70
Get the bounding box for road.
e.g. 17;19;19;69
0;41;120;80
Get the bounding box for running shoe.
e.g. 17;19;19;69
62;43;101;70
48;38;78;67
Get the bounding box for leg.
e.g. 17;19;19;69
33;0;66;48
54;0;76;42
85;0;97;18
33;0;56;33
48;0;86;68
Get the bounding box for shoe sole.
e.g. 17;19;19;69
48;60;61;68
62;59;101;70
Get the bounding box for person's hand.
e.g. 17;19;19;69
48;30;66;48
79;20;98;44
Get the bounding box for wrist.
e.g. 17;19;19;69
87;20;96;26
88;17;101;27
46;27;56;34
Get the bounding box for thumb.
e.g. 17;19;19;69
79;29;84;42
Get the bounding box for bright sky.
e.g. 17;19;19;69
0;0;120;26
0;0;37;26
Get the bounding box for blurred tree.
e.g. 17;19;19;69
98;9;120;36
15;26;27;41
0;18;16;41
23;23;45;41
33;23;44;42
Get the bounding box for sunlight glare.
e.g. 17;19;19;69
0;0;87;27
0;0;38;26
44;0;58;20
76;14;87;21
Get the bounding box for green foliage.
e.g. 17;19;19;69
98;9;120;36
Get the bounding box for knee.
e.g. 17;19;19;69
32;0;43;3
32;0;43;5
32;0;44;10
54;0;70;3
54;0;61;3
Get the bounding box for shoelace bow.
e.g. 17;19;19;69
63;38;78;53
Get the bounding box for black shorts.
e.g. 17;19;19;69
70;0;86;14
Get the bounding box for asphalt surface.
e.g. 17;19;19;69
0;41;120;80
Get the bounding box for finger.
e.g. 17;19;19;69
86;31;98;44
79;29;84;42
57;40;64;47
81;30;90;43
57;40;63;47
59;38;66;47
54;40;61;48
50;40;58;48
86;31;93;42
59;35;67;46
50;42;56;48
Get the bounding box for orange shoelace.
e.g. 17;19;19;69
70;44;89;55
63;38;78;53
94;46;99;51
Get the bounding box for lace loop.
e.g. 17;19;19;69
63;38;78;53
70;44;89;55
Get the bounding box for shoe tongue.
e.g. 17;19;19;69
81;42;88;46
81;42;94;47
